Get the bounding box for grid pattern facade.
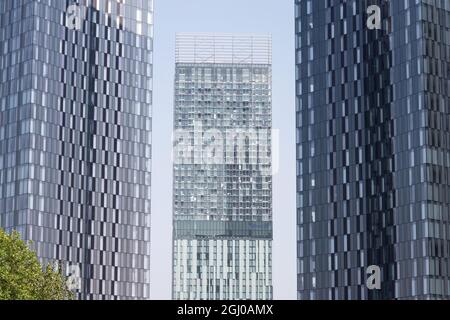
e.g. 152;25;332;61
173;33;273;300
0;0;153;300
296;0;450;300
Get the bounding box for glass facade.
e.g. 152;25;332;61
296;0;450;299
0;0;153;300
172;33;273;300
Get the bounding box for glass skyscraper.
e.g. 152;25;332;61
172;33;273;300
0;0;153;300
296;0;450;299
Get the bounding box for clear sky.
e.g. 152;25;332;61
150;0;297;300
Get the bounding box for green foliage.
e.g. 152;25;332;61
0;228;74;300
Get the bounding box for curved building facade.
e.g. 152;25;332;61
296;0;450;299
0;0;153;300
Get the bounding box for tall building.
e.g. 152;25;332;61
0;0;153;300
172;33;273;300
296;0;450;299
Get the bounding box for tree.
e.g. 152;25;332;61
0;228;74;300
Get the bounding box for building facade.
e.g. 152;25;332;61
296;0;450;299
173;33;273;300
0;0;153;299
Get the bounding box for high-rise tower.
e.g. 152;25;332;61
0;0;153;300
172;33;273;300
296;0;450;299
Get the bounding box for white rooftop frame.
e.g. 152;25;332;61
175;33;272;65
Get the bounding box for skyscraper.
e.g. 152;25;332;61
296;0;450;299
172;33;273;300
0;0;153;300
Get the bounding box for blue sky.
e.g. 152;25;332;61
150;0;296;299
